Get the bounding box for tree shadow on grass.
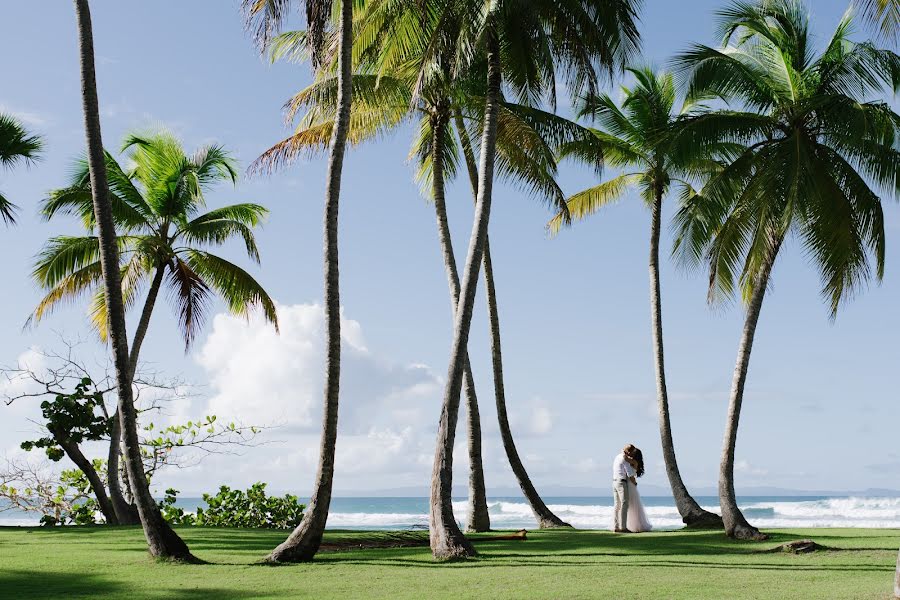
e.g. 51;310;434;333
257;529;897;575
177;528;287;554
0;570;264;600
327;557;893;574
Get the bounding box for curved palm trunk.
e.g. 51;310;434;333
266;0;352;563
894;549;899;599
127;264;166;383
430;31;501;560
74;0;191;560
481;237;571;528
108;264;167;525
56;435;117;524
429;111;490;533
105;417;137;524
453;112;568;529
648;192;722;529
719;238;782;541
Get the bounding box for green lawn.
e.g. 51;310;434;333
1;526;898;599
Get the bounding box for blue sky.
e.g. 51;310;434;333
0;1;898;497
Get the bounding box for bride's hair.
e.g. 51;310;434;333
633;449;645;477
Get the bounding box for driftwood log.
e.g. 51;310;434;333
473;529;528;542
767;539;825;554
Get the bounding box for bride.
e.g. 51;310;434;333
615;448;653;533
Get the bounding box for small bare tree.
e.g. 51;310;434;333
1;337;265;525
0;456;94;525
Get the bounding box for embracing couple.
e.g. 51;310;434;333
612;444;652;533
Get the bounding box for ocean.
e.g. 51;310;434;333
3;496;900;529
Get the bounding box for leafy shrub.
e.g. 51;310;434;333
20;378;110;462
157;488;193;526
159;483;304;529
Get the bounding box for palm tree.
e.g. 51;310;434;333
454;109;575;530
32;131;276;354
251;16;581;531
673;0;900;539
261;30;491;532
421;0;640;559
242;0;353;562
547;67;724;529
72;0;192;559
853;3;900;595
30;131;278;523
0;113;43;224
357;0;642;558
354;3;641;553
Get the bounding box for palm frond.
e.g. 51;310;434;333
548;173;638;237
0;191;18;225
177;203;270;263
165;258;213;351
0;113;43;168
855;0;900;42
182;250;279;331
27;262;103;329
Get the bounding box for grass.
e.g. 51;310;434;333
1;526;898;599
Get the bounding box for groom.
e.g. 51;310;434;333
612;444;638;533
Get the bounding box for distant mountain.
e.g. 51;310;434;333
331;484;900;498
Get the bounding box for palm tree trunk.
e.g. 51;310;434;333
108;263;167;525
453;111;568;529
648;190;722;529
429;30;501;560
429;110;490;533
105;417;138;525
481;236;571;528
127;264;166;382
266;0;352;563
719;237;782;541
894;548;899;599
56;435;117;524
74;0;191;560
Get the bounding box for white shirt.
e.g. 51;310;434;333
613;453;635;481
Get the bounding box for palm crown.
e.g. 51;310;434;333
672;0;900;314
0;113;43;224
355;0;641;110
251;47;580;212
31;131;278;348
548;66;741;234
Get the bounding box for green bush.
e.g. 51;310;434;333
158;483;305;529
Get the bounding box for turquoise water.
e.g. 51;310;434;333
4;496;900;529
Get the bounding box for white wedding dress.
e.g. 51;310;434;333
611;480;653;532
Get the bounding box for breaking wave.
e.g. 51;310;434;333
4;496;900;529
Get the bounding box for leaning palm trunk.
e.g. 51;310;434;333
105;416;135;523
649;192;722;529
429;112;491;533
719;237;782;541
894;549;899;599
481;237;571;528
454;112;568;529
74;0;191;559
108;264;167;525
462;367;490;532
430;31;502;560
266;0;352;563
57;436;117;524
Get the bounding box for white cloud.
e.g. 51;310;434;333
0;348;48;403
195;303;435;431
530;404;553;435
735;460;769;477
0;104;50;127
179;303;444;493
